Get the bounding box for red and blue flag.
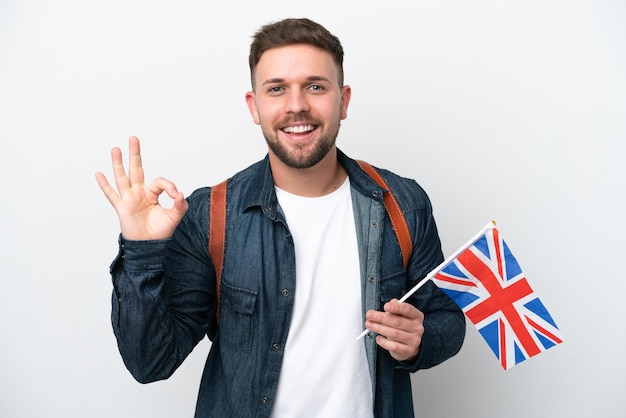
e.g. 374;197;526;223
433;226;564;370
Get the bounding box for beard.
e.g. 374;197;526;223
261;114;341;169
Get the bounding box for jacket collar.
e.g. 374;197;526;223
240;148;385;218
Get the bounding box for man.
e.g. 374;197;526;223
96;18;465;418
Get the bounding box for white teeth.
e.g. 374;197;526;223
283;125;314;133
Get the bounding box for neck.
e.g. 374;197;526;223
269;147;347;197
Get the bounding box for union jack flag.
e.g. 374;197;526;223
433;226;564;370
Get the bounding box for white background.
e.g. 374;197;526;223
1;1;625;417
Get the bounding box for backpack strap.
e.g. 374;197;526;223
356;160;413;269
208;160;413;324
208;179;227;322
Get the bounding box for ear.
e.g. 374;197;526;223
340;85;352;120
245;91;261;125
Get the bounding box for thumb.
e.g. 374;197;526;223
170;191;189;219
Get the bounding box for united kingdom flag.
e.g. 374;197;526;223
433;226;564;370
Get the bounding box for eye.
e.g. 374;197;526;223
308;84;324;92
267;86;285;94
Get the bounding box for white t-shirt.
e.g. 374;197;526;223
271;177;373;418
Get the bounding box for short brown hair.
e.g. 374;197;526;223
248;18;344;90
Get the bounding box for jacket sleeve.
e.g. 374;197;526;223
110;190;217;383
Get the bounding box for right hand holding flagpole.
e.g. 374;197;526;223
95;136;188;240
364;299;424;362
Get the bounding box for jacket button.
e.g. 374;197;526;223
372;222;378;229
372;191;379;198
281;289;289;297
272;343;280;351
261;396;269;404
368;276;375;283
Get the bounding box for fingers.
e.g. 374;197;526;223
95;171;121;207
147;178;189;218
110;145;130;193
127;136;145;186
382;299;422;320
110;136;144;193
366;300;422;329
97;137;188;240
375;333;421;362
365;299;424;361
171;190;189;216
146;177;181;201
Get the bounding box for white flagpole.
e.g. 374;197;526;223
355;220;496;341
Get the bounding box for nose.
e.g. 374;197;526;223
284;89;310;114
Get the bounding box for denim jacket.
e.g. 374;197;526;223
110;149;465;418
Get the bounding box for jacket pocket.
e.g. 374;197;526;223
379;269;408;304
219;278;257;352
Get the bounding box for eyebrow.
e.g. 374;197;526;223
261;75;332;86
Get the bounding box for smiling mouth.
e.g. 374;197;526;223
281;124;317;134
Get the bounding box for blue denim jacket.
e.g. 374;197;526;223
110;149;465;417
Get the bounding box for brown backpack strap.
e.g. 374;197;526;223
208;179;227;322
356;160;413;269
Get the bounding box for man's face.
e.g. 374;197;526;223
245;44;351;169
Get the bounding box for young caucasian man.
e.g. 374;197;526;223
96;17;465;418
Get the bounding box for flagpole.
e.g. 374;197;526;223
355;220;496;341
